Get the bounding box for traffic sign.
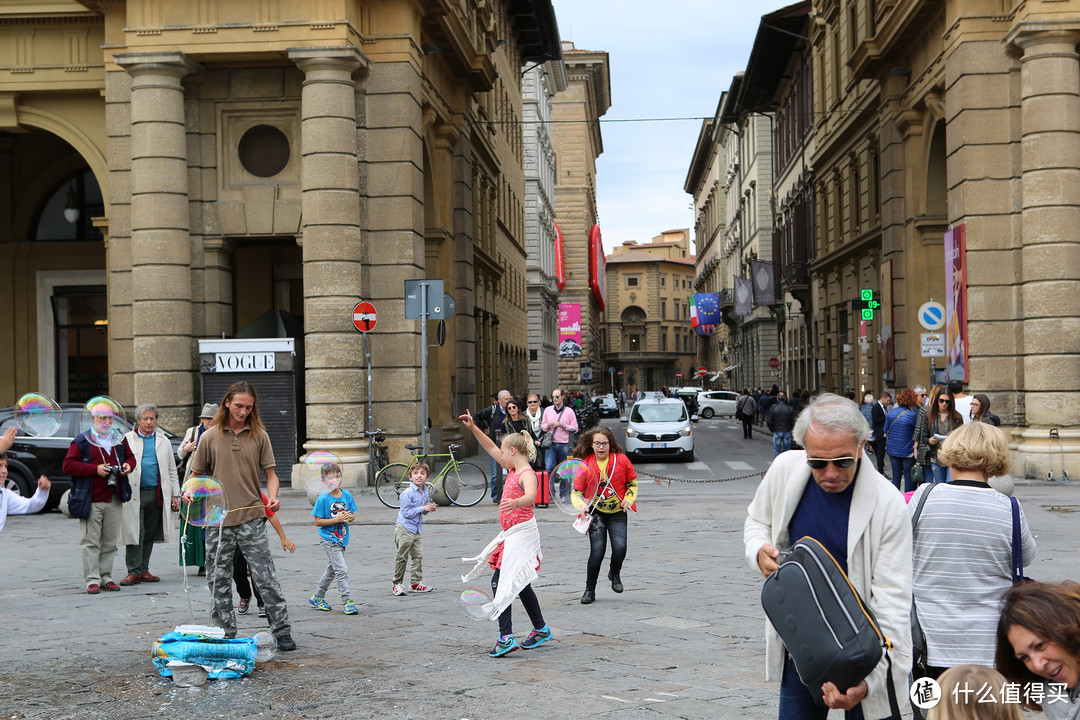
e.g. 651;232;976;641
697;366;708;377
918;301;946;330
352;301;377;333
768;357;780;370
856;288;880;320
675;371;683;379
920;332;945;357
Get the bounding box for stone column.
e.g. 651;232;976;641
114;52;200;432
288;46;371;480
1007;25;1080;476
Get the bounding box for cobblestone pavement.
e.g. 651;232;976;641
2;428;1078;719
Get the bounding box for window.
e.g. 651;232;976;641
627;277;639;288
661;301;666;320
660;276;666;287
661;332;667;351
629;334;640;351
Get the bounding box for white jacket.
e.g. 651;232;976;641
744;450;912;719
119;429;181;546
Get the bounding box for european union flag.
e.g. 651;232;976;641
694;293;722;325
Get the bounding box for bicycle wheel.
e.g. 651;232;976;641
375;463;410;508
445;462;488;507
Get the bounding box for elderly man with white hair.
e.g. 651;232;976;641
744;393;912;719
119;403;180;586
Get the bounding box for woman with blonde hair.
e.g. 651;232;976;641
927;664;1023;720
909;422;1036;679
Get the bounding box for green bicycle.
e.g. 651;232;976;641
374;442;488;508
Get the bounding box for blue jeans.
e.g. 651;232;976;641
889;455;915;493
544;442;570;475
929;462;949;484
779;657;866;720
772;432;792;456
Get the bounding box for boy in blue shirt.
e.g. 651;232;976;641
392;461;436;596
309;464;359;615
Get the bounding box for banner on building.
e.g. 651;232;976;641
554;222;565;291
734;277;753;316
751;260;776;306
588;225;606;311
694;323;717;336
558;303;582;357
944;225;968;382
691;293;722;326
881;259;895;382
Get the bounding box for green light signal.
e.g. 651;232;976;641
857;288;880;320
861;289;873;302
862;309;874;320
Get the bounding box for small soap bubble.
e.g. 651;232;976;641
551;459;596;516
459;589;493;620
181;476;227;527
252;631;277;662
301;450;353;506
80;396;125;450
14;393;63;437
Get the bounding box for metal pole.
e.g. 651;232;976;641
364;331;374;485
929;357;936;390
420;281;429;454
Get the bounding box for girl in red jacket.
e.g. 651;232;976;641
570;427;638;605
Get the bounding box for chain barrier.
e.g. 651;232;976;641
635;470;764;486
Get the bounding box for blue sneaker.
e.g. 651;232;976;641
488;635;519;658
309;594;332;611
343;599;358;615
521;625;553;650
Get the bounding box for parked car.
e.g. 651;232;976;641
697;390;740;419
0;404;183;510
594;394;619;418
622;396;696;462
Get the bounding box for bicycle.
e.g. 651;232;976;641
374;442;487;509
363;429;390;475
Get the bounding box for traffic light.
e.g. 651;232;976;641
854;289;880;321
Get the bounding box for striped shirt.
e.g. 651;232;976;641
910;480;1037;667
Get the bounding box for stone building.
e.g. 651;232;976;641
684;94;732;387
523;59;567;396
0;0;561;482
845;0;1080;476
551;41;609;394
717;78;781;392
601;231;698;394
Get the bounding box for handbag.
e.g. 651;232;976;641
911;463;925;487
67;477;93;519
761;537;902;718
539;431;553;450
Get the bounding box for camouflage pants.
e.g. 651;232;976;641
205;518;290;639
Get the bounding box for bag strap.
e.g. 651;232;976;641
884;650;902;719
910;482;938;531
1011;497;1024;583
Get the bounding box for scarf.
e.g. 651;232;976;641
461;518;542;620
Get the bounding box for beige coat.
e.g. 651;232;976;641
744;450;912;720
119;429;180;546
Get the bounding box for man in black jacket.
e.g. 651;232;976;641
870;391;891;474
473;390;510;502
766;392;796;456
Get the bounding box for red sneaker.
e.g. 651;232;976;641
87;584;100;594
410;583;433;593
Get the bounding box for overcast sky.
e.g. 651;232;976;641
549;0;768;252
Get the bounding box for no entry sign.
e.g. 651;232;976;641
352;301;378;333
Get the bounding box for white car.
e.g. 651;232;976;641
698;390;739;419
622;397;695;462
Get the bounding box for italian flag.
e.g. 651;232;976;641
689;295;699;328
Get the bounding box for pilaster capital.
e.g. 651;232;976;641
288;46;372;79
113;51;202;80
1004;21;1080;54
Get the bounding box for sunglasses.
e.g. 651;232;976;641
527;400;538;403
806;456;858;470
938;399;950;404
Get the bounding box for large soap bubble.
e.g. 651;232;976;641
80;396;125;449
459;588;493;620
301;450;353;506
551;459;596;516
181;476;227;527
14;393;63;437
252;631;277;662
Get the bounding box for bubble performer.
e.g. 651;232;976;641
459;413;553;657
569;427;638;605
62;396;136;594
183;381;295;652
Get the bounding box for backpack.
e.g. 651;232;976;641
761;536;901;717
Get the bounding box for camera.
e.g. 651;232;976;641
104;464;122;487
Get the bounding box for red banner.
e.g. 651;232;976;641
554;222;565;291
588;224;606;311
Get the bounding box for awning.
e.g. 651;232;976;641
709;373;721;382
723;364;739;372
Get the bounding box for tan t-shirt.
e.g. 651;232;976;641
189;424;276;527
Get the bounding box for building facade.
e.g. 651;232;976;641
0;0;561;482
602;231;698;394
523;59;567;396
551;42;610;395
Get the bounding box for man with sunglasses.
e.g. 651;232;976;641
744;393;911;720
